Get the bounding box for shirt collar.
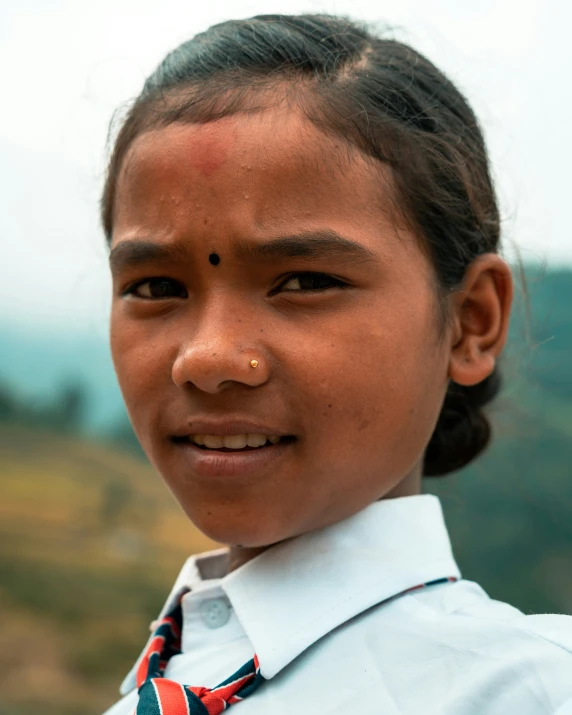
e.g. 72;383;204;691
121;494;460;693
223;494;460;678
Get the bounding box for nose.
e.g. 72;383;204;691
171;301;269;394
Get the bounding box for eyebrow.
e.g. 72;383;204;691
232;231;377;264
109;240;193;276
109;230;377;275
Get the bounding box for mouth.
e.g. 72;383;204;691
170;435;297;478
173;434;296;450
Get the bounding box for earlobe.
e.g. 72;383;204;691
447;254;513;387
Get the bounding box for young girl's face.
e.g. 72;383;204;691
109;106;453;547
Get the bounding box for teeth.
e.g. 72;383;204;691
246;433;267;448
223;435;248;449
203;435;224;449
190;434;283;449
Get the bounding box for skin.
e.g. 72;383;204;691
109;105;513;570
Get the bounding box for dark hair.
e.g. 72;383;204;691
101;13;504;477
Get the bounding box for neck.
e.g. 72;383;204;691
228;545;269;572
383;461;423;499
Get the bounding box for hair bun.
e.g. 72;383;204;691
423;366;502;476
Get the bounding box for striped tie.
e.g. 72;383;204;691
135;591;265;714
134;576;457;713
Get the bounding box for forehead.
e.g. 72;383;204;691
112;106;404;251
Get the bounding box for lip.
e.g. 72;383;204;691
171;438;296;478
173;419;294;438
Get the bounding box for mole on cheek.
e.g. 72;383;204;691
209;253;220;266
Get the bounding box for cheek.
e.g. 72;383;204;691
110;315;172;427
299;300;446;461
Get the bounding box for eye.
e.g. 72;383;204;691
273;272;347;294
123;277;188;300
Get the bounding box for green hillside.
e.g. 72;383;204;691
0;427;216;715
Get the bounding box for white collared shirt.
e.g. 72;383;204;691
102;495;572;714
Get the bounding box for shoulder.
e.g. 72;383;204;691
437;580;572;711
422;578;572;654
404;578;572;656
336;578;572;714
506;612;572;655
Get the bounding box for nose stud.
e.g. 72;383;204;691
250;359;259;368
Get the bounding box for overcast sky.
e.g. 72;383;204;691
1;0;570;333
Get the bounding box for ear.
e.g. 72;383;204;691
448;254;513;386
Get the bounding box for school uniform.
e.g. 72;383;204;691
103;494;572;715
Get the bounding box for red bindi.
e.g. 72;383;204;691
188;123;233;177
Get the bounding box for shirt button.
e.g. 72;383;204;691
199;598;231;629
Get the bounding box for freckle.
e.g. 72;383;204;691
203;217;208;225
260;329;264;333
328;404;332;408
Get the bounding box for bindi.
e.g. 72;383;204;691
187;122;234;177
209;252;220;266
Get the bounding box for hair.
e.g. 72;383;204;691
101;13;504;477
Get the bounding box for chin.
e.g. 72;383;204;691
185;508;292;549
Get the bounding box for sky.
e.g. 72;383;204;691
1;0;571;333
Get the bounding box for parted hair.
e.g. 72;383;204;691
101;13;504;477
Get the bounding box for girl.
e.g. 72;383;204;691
102;14;572;715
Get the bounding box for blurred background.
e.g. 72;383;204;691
1;0;571;713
